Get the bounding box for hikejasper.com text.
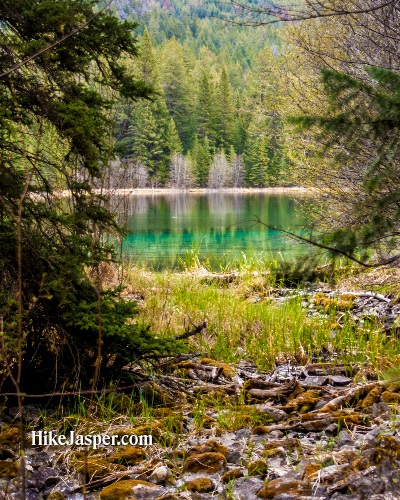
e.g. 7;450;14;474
31;431;153;450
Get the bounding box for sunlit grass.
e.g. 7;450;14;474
123;257;400;374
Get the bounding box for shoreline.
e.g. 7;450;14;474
92;186;313;196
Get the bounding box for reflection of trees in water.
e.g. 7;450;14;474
130;196;150;215
168;194;196;217
208;193;235;215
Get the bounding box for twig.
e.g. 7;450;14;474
174;321;207;340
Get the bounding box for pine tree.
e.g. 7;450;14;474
166;118;183;155
197;70;217;144
215;67;235;153
0;0;173;394
160;38;196;151
244;119;270;187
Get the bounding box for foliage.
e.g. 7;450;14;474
110;0;291;188
291;66;400;263
0;0;173;394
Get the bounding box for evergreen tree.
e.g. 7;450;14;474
166;117;183;155
0;0;172;393
244;119;270;187
215;67;235;153
160;38;196;151
197;70;217;144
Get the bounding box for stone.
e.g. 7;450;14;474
184;477;214;493
148;465;171;485
187;440;228;457
182;452;227;474
247;459;268;476
236;429;251;439
257;478;310;499
221;468;244;483
232;477;265;500
319;464;350;483
99;480;157;500
336;430;353;446
265;447;286;468
254;405;287;422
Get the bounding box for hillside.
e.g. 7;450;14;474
109;0;291;189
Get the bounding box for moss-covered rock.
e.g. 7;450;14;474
247;459;268;476
100;479;156;500
184;477;214;493
200;358;235;379
221;468;244;483
381;391;400;404
257;478;310;498
187;440;228;457
358;386;383;409
71;454;126;480
252;425;270;435
302;463;322;483
0;427;20;447
0;460;18;478
109;446;147;466
182;451;227;474
47;493;66;500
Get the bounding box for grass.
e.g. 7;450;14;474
122;255;400;375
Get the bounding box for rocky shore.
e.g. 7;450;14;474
1;287;400;500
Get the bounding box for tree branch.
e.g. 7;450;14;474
254;216;400;268
0;0;114;78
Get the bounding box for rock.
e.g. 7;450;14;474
236;429;251;439
184;477;214;493
43;478;80;497
265;447;287;468
301;463;322;482
336;430;353;446
182;452;227;474
318;464;350;483
253;405;287;422
257;478;310;498
247;459;268;476
330;375;353;386
187;440;228;457
99;480;157;500
221;468;244;483
109;446;147;465
131;485;167;499
232;477;265;500
148;465;171;485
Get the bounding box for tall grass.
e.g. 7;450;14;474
123;257;400;374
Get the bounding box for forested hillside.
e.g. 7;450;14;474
109;0;291;188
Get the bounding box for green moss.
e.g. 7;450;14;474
109;446;147;466
184;477;214;493
182;452;226;473
71;455;126;480
257;479;309;498
247;459;268;476
222;468;244;483
0;427;20;446
187;440;228;457
0;460;18;478
47;493;66;500
100;479;156;500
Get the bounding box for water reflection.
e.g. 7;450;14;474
122;192;310;269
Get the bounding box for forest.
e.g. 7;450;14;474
108;0;289;188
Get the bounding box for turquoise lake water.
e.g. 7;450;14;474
122;192;312;269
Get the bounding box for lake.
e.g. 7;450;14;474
121;191;313;269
